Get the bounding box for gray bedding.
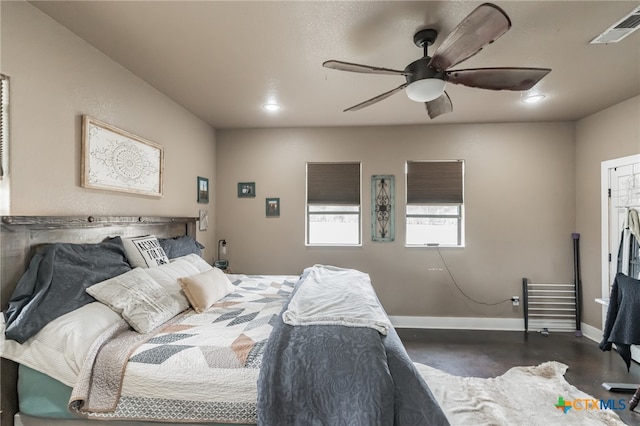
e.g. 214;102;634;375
257;274;450;426
4;237;131;343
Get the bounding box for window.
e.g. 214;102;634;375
0;74;9;214
306;162;361;245
0;74;7;182
405;160;464;246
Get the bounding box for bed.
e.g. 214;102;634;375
0;215;448;426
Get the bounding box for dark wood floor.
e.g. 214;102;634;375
397;328;640;426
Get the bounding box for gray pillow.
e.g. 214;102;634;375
4;237;132;343
158;235;205;259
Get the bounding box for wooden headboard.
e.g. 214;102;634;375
0;215;198;426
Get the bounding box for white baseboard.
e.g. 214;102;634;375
579;323;640;363
579;322;602;343
389;316;523;331
389;316;604;340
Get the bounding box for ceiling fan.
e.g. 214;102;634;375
323;2;551;119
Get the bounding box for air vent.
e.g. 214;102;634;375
590;6;640;44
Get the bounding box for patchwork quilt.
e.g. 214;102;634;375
69;274;297;423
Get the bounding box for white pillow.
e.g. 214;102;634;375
178;268;236;313
0;302;123;387
122;235;170;268
174;253;214;273
141;258;208;310
87;268;183;333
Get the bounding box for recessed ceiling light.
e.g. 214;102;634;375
262;103;281;112
521;94;545;104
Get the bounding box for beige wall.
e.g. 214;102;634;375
1;2;218;261
575;95;640;329
217;123;576;318
6;1;638;327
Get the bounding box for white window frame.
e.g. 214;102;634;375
305;162;362;246
0;74;9;214
405;160;465;248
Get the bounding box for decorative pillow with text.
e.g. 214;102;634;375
122;236;170;268
86;267;183;333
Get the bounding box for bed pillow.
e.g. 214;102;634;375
86;268;183;333
178;268;236;313
0;302;123;387
173;253;214;273
158;235;205;259
140;257;209;311
3;237;132;344
122;236;170;268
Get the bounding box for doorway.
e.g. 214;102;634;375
601;154;640;328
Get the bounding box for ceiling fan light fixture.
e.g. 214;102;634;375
405;78;446;102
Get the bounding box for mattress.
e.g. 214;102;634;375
14;413;246;426
18;366;245;426
18;365;75;419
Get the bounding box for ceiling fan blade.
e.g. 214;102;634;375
425;92;453;119
428;3;511;72
446;67;551;91
344;83;409;112
323;60;410;76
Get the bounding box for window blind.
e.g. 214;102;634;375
307;162;360;204
406;160;463;204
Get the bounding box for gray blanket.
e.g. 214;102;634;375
4;238;131;343
599;272;640;371
257;274;450;426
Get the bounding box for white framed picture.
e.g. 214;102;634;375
81;115;163;197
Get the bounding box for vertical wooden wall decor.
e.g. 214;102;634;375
371;175;394;241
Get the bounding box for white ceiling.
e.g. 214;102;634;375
30;1;640;129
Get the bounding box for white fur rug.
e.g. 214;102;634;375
416;361;627;426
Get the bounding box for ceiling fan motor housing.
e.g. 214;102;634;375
404;57;445;84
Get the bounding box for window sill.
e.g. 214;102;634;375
405;244;465;248
305;243;363;248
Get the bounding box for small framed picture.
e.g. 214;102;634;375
199;209;208;231
266;197;280;217
197;176;209;203
238;182;256;198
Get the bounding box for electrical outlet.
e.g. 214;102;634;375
511;296;520;306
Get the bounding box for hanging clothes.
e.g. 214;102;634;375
629;208;640;240
600;273;640;371
630;209;640;279
617;209;640;278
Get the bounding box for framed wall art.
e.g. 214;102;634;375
199;209;209;231
197;176;209;203
371;175;395;241
237;182;256;198
81;115;164;197
266;197;280;217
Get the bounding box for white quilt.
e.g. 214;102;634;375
69;274;298;423
282;264;392;335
